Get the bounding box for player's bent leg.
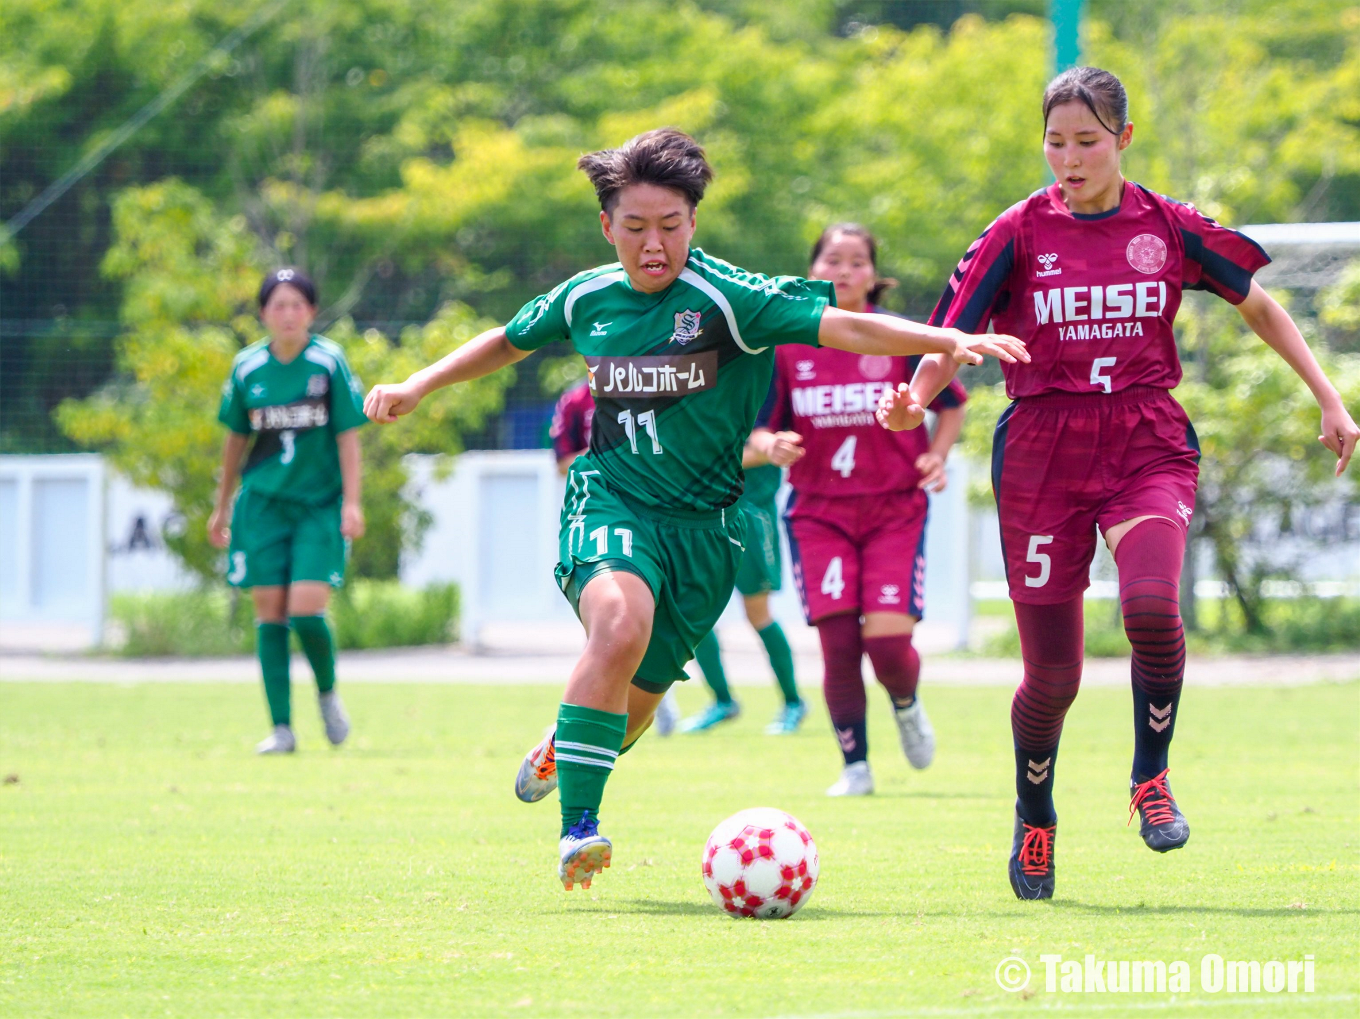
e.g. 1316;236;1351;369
863;613;933;769
817;612;873;796
1008;597;1083;898
1111;516;1191;851
551;569;652;889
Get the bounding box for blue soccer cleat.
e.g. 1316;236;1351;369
678;700;740;733
764;700;809;735
1129;768;1190;852
1008;812;1056;900
558;811;612;891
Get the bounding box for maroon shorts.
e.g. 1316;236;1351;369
992;386;1199;604
785;489;928;624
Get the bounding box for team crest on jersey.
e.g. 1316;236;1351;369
306;373;330;397
1127;233;1168;274
857;355;892;381
795;360;816;381
671;309;703;345
1036;252;1062;277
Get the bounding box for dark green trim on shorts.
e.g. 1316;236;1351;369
630;676;674;694
561;558;653;615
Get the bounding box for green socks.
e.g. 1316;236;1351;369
257;622;291;725
758;621;801;706
693;629;733;704
290;615;336;693
555;703;627;836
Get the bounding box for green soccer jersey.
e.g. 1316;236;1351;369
506;248;833;513
740;464;782;507
218;335;368;504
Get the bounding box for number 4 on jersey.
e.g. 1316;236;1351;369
821;556;845;600
830;436;857;478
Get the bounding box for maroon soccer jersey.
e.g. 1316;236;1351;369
763;321;967;497
930;182;1270;397
549;380;594;462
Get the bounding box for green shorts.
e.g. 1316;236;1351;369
226;488;347;589
734;497;782;597
556;458;745;691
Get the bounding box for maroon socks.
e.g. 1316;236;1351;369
1011;597;1084;825
1115;517;1187;782
817;613;866;765
863;633;920;707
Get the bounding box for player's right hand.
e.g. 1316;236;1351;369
949;331;1029;366
877;383;926;432
765;430;805;468
364;380;424;423
207;506;230;549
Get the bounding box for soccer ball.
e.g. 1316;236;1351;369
701;807;819;919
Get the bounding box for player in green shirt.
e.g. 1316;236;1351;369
210;268;369;755
363;129;1027;890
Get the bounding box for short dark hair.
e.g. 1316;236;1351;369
1043;66;1128;136
810;222;897;306
577;128;713;214
259;267;317;309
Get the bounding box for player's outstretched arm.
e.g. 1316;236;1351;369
1237;281;1359;475
364;326;530;424
818;307;1028;366
876;353;962;432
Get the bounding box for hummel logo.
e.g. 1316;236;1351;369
1149;703;1172;732
1036;253;1062;278
836;727;857;753
1176;500;1193;525
590;321;612;337
1026;758;1051;784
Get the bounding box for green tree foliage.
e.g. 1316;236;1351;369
3;0;1356;619
56;180;509;580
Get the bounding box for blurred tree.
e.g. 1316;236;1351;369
55;180;509;580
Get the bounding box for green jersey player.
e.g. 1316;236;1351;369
209;268;369;755
363;129;1028;890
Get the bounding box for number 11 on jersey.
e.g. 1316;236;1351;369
617;409;664;455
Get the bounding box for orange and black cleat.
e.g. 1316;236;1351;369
1129;768;1189;852
1008;813;1056;900
514;726;558;803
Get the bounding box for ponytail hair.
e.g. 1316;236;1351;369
809;222;897;306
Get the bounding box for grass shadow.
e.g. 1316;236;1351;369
1051;900;1360;918
587;898;900;919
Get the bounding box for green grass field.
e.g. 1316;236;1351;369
1;678;1356;1017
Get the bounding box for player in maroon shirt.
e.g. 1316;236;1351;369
754;223;968;797
549;380;595;474
880;67;1360;899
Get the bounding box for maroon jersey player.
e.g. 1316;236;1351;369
550;380;595;473
752;223;968;797
881;67;1359;900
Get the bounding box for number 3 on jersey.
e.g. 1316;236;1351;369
830;436;857;478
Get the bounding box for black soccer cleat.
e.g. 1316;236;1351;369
1008;813;1056;900
1128;768;1190;852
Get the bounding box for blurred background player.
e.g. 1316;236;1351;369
208;268;369;754
882;67;1359;899
676;414;807;736
755;224;968;796
364;129;1025;891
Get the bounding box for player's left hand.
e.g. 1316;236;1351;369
877;383;926;432
765;431;805;467
1319;403;1359;476
341;500;366;539
915;452;948;492
950;330;1029;366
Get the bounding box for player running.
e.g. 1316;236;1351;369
676;412;808;737
364;128;1027;891
209;268;368;754
879;67;1360;899
755;224;967;796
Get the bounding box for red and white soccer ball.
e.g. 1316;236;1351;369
701;807;819;919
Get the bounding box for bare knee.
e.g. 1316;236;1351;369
251;586;287;624
743;594;773;630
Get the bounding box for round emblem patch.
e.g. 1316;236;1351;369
858;355;892;380
1126;233;1167;274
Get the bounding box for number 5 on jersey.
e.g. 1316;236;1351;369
1024;535;1053;588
